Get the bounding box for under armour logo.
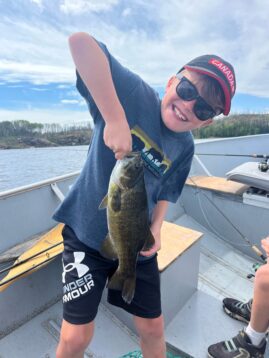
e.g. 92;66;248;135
62;252;89;283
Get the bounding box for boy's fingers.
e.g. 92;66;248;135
140;245;158;257
140;250;153;257
114;149;132;160
115;151;125;160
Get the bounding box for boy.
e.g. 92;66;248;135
53;32;236;358
208;237;269;357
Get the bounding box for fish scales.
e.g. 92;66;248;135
99;152;155;303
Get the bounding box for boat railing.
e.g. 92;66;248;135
0;171;81;199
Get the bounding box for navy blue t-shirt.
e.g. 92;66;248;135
53;40;194;251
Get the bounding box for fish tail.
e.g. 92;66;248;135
122;275;136;304
108;270;136;304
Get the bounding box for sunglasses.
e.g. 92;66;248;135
176;74;219;121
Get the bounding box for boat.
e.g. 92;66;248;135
0;133;268;357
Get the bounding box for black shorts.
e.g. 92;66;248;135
61;225;162;325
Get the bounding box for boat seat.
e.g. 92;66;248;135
0;224;64;292
186;175;249;195
157;221;202;271
0;221;202;292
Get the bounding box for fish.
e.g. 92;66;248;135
99;151;155;304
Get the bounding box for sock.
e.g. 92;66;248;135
245;324;266;346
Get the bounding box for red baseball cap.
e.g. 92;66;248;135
179;55;236;115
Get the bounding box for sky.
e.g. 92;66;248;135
1;0;269;126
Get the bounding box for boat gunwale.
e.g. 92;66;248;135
0;171;81;199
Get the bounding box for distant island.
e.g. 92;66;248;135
0;114;268;149
0;120;92;149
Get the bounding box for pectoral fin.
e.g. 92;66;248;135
98;195;108;210
100;234;118;260
142;229;155;251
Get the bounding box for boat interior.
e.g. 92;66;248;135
0;134;268;357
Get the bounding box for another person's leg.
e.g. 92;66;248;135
245;264;269;343
133;315;166;358
207;263;269;357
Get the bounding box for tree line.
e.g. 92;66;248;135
193;114;269;138
0;120;91;138
0;115;268;140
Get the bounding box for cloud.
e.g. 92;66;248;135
57;84;71;89
61;99;85;105
0;0;269;99
30;0;43;9
30;87;49;91
0;60;74;84
122;8;131;17
60;0;119;14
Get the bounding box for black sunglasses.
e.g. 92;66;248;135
176;74;219;121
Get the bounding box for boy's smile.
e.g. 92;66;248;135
161;70;214;132
173;104;188;121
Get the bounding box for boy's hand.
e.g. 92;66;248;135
104;119;132;160
140;227;161;257
261;236;269;258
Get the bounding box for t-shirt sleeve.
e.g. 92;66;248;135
158;146;194;203
75;39;141;124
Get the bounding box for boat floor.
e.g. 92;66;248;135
0;301;140;358
175;214;255;302
0;213;260;357
165;214;256;357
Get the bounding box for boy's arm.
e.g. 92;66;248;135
68;32;132;159
140;200;169;257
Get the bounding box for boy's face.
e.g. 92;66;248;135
161;70;217;132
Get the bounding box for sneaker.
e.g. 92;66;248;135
208;330;266;357
223;298;252;323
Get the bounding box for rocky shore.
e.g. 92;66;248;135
0;130;92;149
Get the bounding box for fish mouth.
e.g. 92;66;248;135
124;151;141;159
114;151;144;189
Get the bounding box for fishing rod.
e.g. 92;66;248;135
188;177;267;265
0;241;63;276
196;153;269;158
0;256;56;287
195;153;269;172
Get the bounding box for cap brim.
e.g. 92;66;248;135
183;66;231;115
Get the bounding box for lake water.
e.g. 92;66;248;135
0;145;89;192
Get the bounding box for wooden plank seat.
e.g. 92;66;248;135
158;221;202;271
186;175;249;195
0;221;202;294
0;224;64;292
